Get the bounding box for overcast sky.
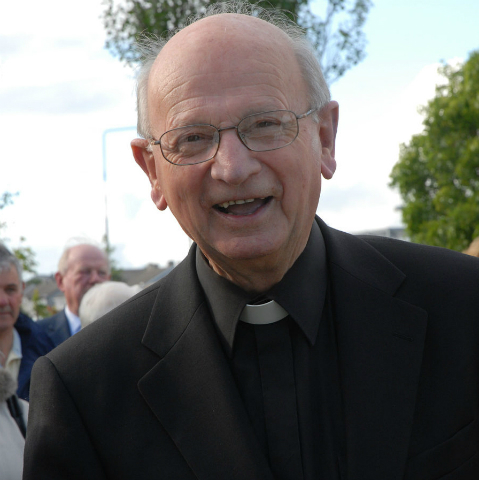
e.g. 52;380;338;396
1;0;478;276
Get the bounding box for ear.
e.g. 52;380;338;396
131;138;168;211
55;271;65;292
318;101;339;180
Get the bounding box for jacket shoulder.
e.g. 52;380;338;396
37;311;64;328
359;235;479;279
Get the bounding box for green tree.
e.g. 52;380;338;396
390;51;479;251
31;288;57;320
102;0;372;84
0;191;37;275
102;235;123;281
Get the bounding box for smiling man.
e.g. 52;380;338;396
24;3;479;479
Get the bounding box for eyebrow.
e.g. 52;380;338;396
167;105;286;129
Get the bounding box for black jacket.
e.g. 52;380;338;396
24;219;479;479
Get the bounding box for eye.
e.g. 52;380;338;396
167;127;215;151
185;134;203;143
255;119;278;129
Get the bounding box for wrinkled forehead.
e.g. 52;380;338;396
148;14;304;113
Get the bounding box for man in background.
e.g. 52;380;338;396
0;243;53;400
38;243;110;346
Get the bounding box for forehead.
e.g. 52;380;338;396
149;14;307;127
67;246;107;269
0;264;21;287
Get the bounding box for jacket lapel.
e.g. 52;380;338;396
138;250;274;480
320;219;428;479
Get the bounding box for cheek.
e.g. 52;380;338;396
11;294;23;310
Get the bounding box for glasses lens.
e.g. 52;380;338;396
238;110;298;152
161;125;218;165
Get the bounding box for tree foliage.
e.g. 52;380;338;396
102;234;123;281
390;51;479;251
0;192;37;275
31;288;57;320
102;0;372;84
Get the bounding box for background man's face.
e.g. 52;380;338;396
0;265;24;334
56;245;110;315
143;15;331;283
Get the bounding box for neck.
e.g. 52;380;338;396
0;328;14;367
205;239;308;294
65;304;79;317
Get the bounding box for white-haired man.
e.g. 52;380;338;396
38;243;110;346
25;3;479;479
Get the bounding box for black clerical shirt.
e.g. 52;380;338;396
196;222;345;480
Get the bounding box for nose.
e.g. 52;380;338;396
210;129;261;186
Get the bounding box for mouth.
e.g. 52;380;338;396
213;196;272;216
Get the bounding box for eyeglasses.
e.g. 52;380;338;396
150;108;317;166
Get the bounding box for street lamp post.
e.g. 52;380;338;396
102;126;136;250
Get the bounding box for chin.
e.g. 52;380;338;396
215;236;285;263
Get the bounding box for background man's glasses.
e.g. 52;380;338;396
151;108;316;166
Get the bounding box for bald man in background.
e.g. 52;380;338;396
38;244;110;346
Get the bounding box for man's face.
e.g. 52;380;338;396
0;265;24;334
133;15;337;289
56;245;110;315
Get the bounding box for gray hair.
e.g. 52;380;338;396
79;281;142;328
134;1;330;140
0;242;22;280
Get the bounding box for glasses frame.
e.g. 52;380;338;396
150;108;317;166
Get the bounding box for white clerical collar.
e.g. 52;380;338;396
239;300;289;325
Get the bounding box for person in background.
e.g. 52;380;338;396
0;368;28;480
0;243;54;401
24;2;479;479
38;243;110;346
79;281;141;329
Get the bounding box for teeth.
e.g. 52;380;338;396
219;198;256;208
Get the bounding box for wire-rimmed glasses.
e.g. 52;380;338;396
150;108;317;166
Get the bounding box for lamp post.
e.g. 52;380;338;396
102;126;136;250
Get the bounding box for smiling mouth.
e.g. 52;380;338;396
214;197;272;215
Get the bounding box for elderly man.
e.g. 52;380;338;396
38;243;110;346
24;3;479;479
0;243;53;401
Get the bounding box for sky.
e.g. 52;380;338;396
1;0;478;276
